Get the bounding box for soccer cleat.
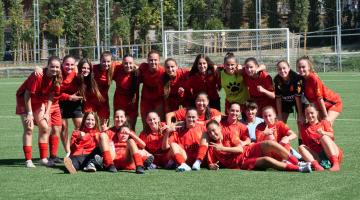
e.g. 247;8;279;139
192;160;201;171
105;164;118;173
165;160;176;169
144;155;155;170
136;166;145;174
299;164;312;173
49;156;63;164
83;163;96;172
176;163;191;172
92;154;104;169
39;158;55;167
298;161;311;168
64;157;77;175
25;160;36;168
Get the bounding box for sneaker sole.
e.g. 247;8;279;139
64;157;77;175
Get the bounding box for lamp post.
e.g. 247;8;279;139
161;0;165;57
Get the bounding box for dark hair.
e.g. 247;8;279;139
223;52;238;64
206;119;220;129
77;58;104;102
189;54;215;76
244;57;259;66
47;56;63;88
113;109;131;129
195;92;212;120
80;112;100;131
163;58;178;99
244;100;258;110
100;51;114;86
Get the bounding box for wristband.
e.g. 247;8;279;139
27;111;33;116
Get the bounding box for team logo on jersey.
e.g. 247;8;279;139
227;82;241;93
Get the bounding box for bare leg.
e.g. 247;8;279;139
327;110;340;125
282;112;290;124
61;119;70;154
170;143;188;161
320;136;339;158
254;157;288;171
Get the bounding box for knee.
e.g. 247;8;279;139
99;132;109;142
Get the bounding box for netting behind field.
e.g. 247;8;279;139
164;29;300;71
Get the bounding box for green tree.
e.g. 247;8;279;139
111;16;131;45
135;5;160;42
289;0;310;51
8;0;25;62
228;0;243;29
204;17;224;30
266;0;280;28
46;18;64;56
0;1;5;60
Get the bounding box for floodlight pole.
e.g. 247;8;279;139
33;0;40;62
336;0;342;71
96;0;100;61
255;0;262;61
161;0;165;57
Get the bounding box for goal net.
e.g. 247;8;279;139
164;28;300;71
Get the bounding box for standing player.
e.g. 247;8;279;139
112;55;139;129
163;58;190;113
16;56;62;167
186;54;221;110
84;51;115;130
163;108;206;172
274;60;304;124
242;57;275;116
220;53;249;113
139;50;166;123
296;56;342;125
165;92;222;126
298;105;343;171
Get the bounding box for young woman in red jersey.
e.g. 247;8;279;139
138;50;166;123
63;112;100;174
186;54;221;110
112;55;139;129
298;105;343;171
97;109;155;174
242;57;275;117
84;51;115;130
163;108;206;172
296;56;342;125
255;106;298;152
139;111;173;169
193;103;251;170
165;92;221;126
163;58;190;113
202;120;311;172
16;56;62;168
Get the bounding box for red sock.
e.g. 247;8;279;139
287;155;299;165
133;153;143;167
329;155;340;171
311;160;324;171
285;163;299;171
23;146;32;160
174;153;185;165
49;134;59;158
38;143;48;159
102;151;113;168
196;145;208;161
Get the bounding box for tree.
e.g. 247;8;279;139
111;16;131;45
135;5;160;42
289;0;310;51
265;0;280;28
0;1;5;61
46;18;64;56
204;17;224;30
8;0;25;62
228;0;243;29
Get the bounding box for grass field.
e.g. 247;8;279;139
0;72;359;200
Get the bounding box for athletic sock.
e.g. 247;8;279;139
174;153;185;165
287;155;299;165
329;155;340;171
311;160;324;171
38;143;48;159
49;134;59;158
102;151;113;168
23;146;32;161
285;163;299;171
133;153;143;167
196;145;208;161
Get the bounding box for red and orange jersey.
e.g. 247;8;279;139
70;128;98;156
300;120;334;153
220;119;249;145
138;63;166;101
242;70;274;99
174;108;221;124
303;72;342;110
139;129;166;155
58;71;78;101
185;72;221;102
165;68;190;112
255;121;290;143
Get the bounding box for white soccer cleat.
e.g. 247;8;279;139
176;163;191;172
299;164;312;173
192;160;201;171
25;160;36;168
39;158;55;167
83;163;96;172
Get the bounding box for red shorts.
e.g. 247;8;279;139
50;103;62;126
16;95;43;115
83;100;110;119
153;150;171;167
241;143;263;170
113;148;135;170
